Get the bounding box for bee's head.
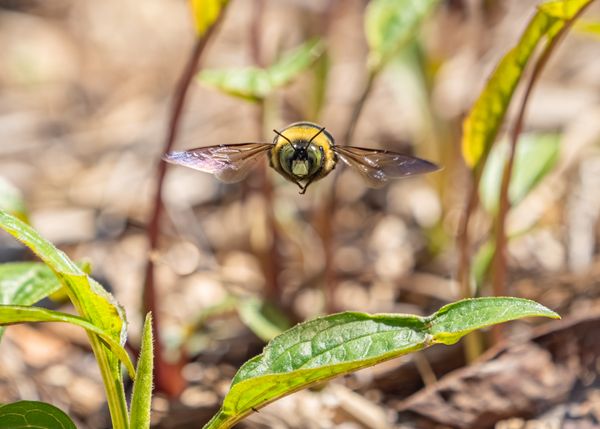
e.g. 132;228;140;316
278;142;322;178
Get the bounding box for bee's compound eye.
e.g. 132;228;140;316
307;145;323;175
279;144;296;176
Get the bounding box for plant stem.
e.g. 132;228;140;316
250;0;281;303
90;335;130;429
491;5;591;310
142;15;225;396
321;70;377;313
342;71;376;148
456;168;481;300
455;166;486;362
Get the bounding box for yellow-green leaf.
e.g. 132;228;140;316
0;210;129;429
204;298;558;429
0;305;135;379
574;20;600;36
539;0;592;18
0;177;28;223
129;313;154;429
479;134;560;213
198;39;324;101
461;0;592;169
237;297;289;342
189;0;229;36
365;0;439;72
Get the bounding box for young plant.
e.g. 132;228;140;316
0;210;154;429
459;0;595;300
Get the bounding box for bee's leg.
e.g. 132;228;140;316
300;177;316;194
294;180;305;193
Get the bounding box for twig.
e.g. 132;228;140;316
142;14;225;396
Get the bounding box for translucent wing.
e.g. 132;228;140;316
163;143;273;183
334;145;439;187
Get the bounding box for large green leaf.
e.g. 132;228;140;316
0;210;129;429
0;305;135;378
365;0;439;72
189;0;229;36
129;313;154;429
0;177;28;223
198;39;324;101
0;401;76;429
479;134;560;213
461;0;592;169
204;297;558;429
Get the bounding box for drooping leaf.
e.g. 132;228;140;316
204;297;558;429
129;313;154;429
198;39;324;101
539;0;593;19
574;20;600;36
189;0;229;36
479;134;560;213
365;0;439;72
0;262;62;307
0;210;129;428
0;262;63;341
0;177;28;223
470;239;496;291
461;0;592;169
237;297;289;342
0;401;76;429
0;305;135;378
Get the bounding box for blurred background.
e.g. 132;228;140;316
1;0;600;428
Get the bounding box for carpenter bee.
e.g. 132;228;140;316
164;122;439;194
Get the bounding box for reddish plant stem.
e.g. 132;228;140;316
321;71;376;313
456;168;482;299
142;17;224;396
249;0;280;303
491;7;590;304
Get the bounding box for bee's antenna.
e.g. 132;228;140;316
273;129;293;145
309;126;326;144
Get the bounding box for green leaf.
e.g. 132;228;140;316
0;177;28;223
479;134;560;213
237;297;289;342
189;0;229;36
198;39;324;101
0;401;76;429
426;297;557;344
539;0;593;19
0;262;63;341
461;0;592;169
204;297;558;429
129;313;154;429
0;305;135;379
0;262;63;306
574;20;600;37
0;210;129;429
365;0;439;72
470;239;495;291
